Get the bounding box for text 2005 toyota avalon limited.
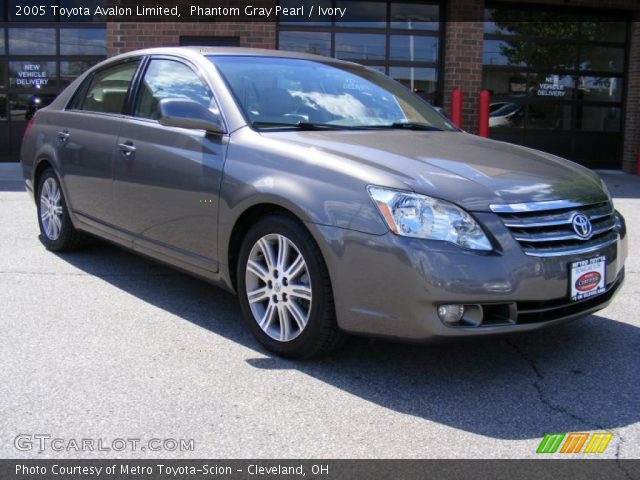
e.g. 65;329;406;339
21;47;627;358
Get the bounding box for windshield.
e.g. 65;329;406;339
208;56;457;131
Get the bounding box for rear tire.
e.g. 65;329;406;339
237;214;345;359
36;168;85;251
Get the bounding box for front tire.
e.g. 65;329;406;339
36;168;85;251
237;214;345;359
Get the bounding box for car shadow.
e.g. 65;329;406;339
0;180;25;192
55;239;640;441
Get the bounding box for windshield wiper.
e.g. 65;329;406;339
252;121;347;130
384;122;444;131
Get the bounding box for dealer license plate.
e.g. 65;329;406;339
570;256;606;302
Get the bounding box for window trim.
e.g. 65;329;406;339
127;54;229;134
64;56;142;117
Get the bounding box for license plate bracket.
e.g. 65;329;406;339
570;256;606;301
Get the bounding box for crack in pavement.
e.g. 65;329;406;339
505;339;635;479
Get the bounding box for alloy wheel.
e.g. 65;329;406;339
245;233;313;342
39;177;63;241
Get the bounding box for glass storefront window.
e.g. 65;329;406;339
60;60;100;88
9;94;34;121
489;102;525;129
0;94;6;120
9;61;56;90
577;76;623;102
278;31;331;56
529;43;576;70
578;106;621;132
389;67;436;99
483;40;526;66
482;71;527;97
580;19;626;43
528;73;575;100
1;25;107;158
8;28;56;55
389;3;439;30
530;13;579;39
389;35;438;62
335;33;386;61
482;5;627;167
484;8;529;35
60;28;106;55
579;46;624;73
527;104;572;130
336;1;386;28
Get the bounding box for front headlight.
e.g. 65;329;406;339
368;186;492;251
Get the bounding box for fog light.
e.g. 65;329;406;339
438;304;465;324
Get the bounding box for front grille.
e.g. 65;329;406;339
490;200;618;257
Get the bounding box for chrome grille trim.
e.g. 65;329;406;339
489;199;606;213
492;200;619;257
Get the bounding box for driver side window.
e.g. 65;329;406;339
134;59;213;120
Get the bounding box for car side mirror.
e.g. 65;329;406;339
158;98;224;133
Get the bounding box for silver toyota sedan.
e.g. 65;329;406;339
20;47;628;358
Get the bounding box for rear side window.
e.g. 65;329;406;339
76;61;139;114
134;59;213;119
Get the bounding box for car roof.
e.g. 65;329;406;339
110;46;354;66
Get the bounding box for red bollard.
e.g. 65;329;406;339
478;90;490;138
450;89;462;129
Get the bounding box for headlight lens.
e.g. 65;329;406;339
368;186;492;251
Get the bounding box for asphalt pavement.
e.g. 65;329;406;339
0;163;638;460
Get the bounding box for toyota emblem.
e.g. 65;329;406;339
571;213;592;239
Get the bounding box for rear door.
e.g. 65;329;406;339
57;58;140;226
112;56;227;272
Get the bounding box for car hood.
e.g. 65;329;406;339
262;130;606;211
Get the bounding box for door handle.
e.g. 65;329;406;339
57;130;70;144
117;142;136;157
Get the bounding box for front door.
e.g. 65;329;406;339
112;57;227;271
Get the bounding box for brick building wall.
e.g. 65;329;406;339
443;0;484;133
106;22;276;57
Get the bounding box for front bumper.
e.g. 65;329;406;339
310;212;627;340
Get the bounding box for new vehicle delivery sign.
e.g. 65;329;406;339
570;256;606;301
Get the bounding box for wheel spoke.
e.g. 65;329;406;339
46;216;55;238
52;215;62;238
286;302;307;331
289;284;312;302
278;304;291;341
260;302;277;330
52;187;61;204
247;286;270;304
276;235;289;271
286;254;305;279
257;237;276;270
246;259;269;282
40;210;49;222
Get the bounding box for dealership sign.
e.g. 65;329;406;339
14;63;49;87
537;75;566;97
